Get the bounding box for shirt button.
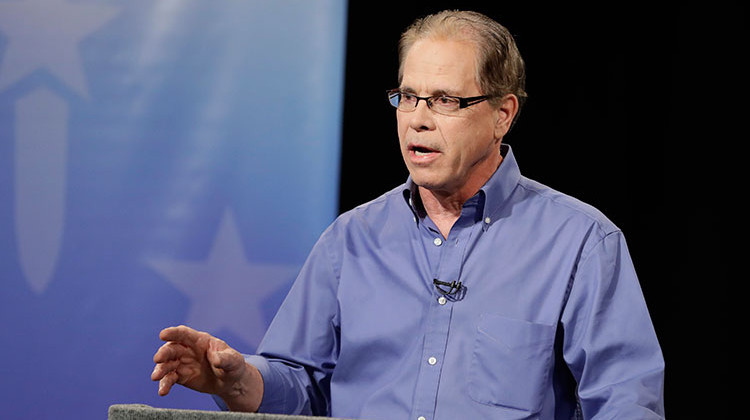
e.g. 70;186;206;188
484;217;491;224
418;417;426;420
433;237;443;246
438;296;447;305
428;356;437;365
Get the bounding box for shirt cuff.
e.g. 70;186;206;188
212;354;283;413
245;354;282;413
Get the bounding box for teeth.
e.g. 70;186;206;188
411;146;436;156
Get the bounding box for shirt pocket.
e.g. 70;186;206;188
468;313;556;412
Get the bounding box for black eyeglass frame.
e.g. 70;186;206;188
386;88;491;112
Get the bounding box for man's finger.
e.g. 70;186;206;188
159;325;203;343
158;371;179;396
153;341;190;364
151;359;180;381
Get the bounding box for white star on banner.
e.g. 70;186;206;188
0;0;120;97
148;209;299;349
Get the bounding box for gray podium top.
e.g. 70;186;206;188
108;405;358;420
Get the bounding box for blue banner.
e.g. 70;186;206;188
0;0;347;418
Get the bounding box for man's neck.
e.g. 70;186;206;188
418;187;464;239
418;154;503;239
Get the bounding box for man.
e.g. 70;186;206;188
152;10;665;419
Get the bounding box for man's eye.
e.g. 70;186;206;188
401;93;417;101
435;96;458;106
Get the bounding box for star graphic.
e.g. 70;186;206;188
0;0;120;97
148;209;299;349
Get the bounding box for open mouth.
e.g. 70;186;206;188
409;144;438;156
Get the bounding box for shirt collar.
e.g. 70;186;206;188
402;144;521;230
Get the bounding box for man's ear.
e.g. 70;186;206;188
493;94;519;139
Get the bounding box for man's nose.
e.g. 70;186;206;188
408;99;435;131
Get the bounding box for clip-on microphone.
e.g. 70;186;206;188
433;278;464;299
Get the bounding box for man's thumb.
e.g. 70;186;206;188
208;340;242;372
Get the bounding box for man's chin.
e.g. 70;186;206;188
410;177;453;195
409;174;440;190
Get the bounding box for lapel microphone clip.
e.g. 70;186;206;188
433;279;466;301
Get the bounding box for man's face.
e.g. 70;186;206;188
397;38;511;197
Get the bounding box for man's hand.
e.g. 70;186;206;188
151;325;263;412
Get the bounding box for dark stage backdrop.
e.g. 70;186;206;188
340;2;736;418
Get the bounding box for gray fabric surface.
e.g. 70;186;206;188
108;404;356;420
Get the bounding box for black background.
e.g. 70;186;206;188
340;2;739;418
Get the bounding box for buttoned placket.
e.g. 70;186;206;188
410;208;481;420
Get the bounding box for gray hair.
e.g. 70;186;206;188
398;10;527;119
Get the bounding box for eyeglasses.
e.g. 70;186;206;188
386;89;491;116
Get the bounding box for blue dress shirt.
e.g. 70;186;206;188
239;145;664;419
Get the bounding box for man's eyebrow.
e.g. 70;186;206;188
431;88;457;96
398;86;459;96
